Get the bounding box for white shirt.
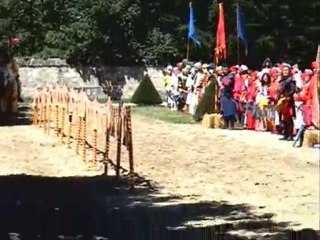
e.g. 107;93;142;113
293;71;302;89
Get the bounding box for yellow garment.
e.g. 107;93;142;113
163;75;170;87
259;98;269;108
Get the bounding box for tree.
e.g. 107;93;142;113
0;0;318;67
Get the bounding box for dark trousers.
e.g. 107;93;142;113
224;115;236;129
283;119;294;138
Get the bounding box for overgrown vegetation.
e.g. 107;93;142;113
131;74;162;105
0;0;319;68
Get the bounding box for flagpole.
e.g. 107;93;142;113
236;2;240;65
186;39;190;60
237;38;240;64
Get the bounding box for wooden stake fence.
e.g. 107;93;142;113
32;84;135;189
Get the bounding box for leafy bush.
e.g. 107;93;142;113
131;74;162;105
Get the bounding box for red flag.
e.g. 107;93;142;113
215;3;227;64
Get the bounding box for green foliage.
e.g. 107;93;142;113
0;0;318;67
131;74;162;105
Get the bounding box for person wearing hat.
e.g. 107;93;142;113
219;69;237;129
196;63;212;100
175;67;189;111
292;69;315;146
276;63;297;140
268;67;282;133
188;62;204;115
185;67;196;113
163;66;173;108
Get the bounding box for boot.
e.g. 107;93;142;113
224;118;230;129
279;121;289;140
229;119;235;130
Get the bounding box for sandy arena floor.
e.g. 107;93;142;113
0;110;319;234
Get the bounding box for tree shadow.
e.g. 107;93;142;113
69;62;148;101
0;104;33;127
0;174;318;240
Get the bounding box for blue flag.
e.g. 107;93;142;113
188;2;201;46
236;0;248;54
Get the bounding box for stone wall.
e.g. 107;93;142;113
17;58;164;100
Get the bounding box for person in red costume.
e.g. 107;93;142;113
234;65;249;127
309;61;319;128
292;69;313;147
269;67;283;133
277;63;297;141
298;69;313;126
243;71;258;130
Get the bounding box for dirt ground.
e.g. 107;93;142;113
0;105;319;239
131;116;319;229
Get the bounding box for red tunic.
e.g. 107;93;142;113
294;83;312;126
245;81;257;130
309;75;319;127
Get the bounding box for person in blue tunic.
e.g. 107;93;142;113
219;71;237;129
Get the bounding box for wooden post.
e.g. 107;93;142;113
91;108;98;163
115;103;123;178
104;128;110;176
81;116;87;162
60;107;65;142
33;104;38;125
67;113;73;148
126;106;134;190
39;104;43;128
43;105;47;133
47;105;51;135
76;116;82;154
55;105;59;136
92;129;98;163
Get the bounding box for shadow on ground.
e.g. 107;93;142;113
0;174;319;240
0;104;33;127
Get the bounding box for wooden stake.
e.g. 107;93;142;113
39;104;43;128
76;116;82;154
81;117;87;162
92;129;98;163
126;106;134;190
104;128;110;176
43;106;47;133
33;105;38;126
47;105;51;135
67;113;72;148
116;103;123;178
60;107;65;143
55;105;59;136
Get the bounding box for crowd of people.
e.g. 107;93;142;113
162;58;319;147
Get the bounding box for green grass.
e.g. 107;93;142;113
131;105;196;124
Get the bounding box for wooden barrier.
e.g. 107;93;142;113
32;84;135;189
